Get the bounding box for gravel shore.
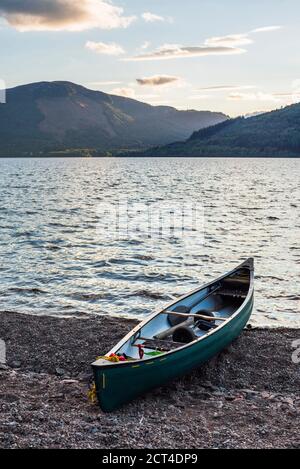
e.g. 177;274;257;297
0;311;299;449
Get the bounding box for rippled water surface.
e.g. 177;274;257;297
0;157;299;327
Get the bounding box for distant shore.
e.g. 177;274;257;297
0;311;299;449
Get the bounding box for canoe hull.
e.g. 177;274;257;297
93;292;254;412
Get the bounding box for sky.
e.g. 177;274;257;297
0;0;300;116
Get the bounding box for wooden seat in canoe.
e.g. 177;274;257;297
133;338;185;352
218;289;247;298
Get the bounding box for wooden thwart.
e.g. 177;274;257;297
218;289;247;298
162;310;228;322
133;338;185;352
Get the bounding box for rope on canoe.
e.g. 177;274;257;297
88;382;97;405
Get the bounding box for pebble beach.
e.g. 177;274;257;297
0;311;299;449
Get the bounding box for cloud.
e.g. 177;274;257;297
141;12;173;24
0;0;136;32
86;40;125;55
142;12;165;23
124;43;246;61
273;92;300;103
273;92;300;98
205;25;283;49
228;82;300;104
111;87;136;98
195;85;255;92
228;92;278;102
136;75;180;87
205;34;253;47
141;41;151;50
189;85;256;101
189;94;212;100
123;23;282;62
87;81;122;86
109;87;163;104
252;26;283;33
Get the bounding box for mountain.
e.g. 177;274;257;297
0;81;228;156
137;103;300;157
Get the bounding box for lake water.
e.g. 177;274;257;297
0;157;299;328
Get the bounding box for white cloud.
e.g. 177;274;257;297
205;34;253;47
141;12;173;24
123;23;282;62
109;87;162;104
136;75;180;87
252;26;283;33
124;43;246;61
228;86;300;103
142;12;165;23
205;25;282;50
86;41;125;55
110;86;168;104
228;92;279;102
0;0;136;32
141;41;151;50
87;81;122;86
111;87;136;98
227;81;300;104
273;92;300;103
273;92;297;98
189;94;212;100
195;85;256;93
189;85;256;102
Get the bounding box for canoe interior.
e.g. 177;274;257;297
113;266;251;361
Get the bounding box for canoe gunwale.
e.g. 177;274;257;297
92;258;254;370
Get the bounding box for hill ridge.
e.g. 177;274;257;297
0;81;228;156
136;102;300;157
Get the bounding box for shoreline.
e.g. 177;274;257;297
0;311;299;449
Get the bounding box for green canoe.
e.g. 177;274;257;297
92;258;254;412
